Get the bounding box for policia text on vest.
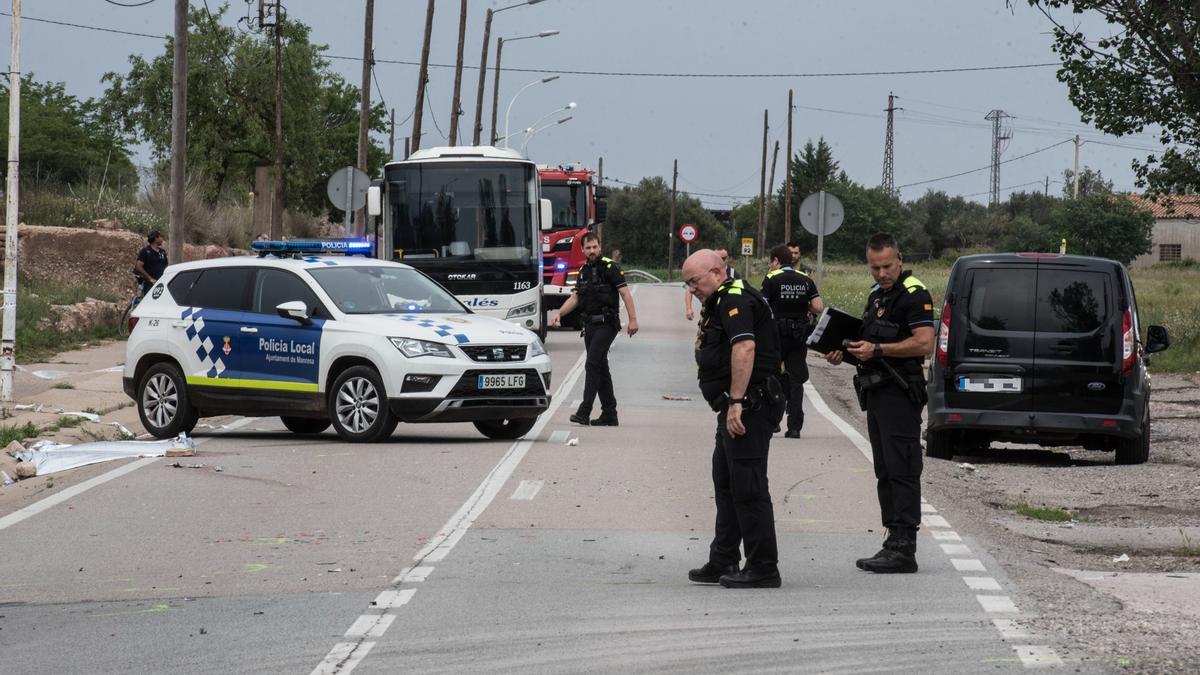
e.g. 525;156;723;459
551;233;639;427
682;249;786;589
825;234;935;575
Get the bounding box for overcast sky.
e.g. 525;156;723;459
2;1;1166;209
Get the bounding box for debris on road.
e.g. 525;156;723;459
9;434;194;477
59;411;101;423
958;462;977;472
1113;553;1131;563
661;394;692;401
2;469;15;485
566;438;579;446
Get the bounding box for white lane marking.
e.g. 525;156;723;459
372;588;417;609
0;416;255;533
804;385;872;461
1013;645;1064;668
548;429;569;444
993;619;1032;640
388;566;434;585
963;576;1003;592
311;641;376;675
510;479;544;500
941;543;973;556
976;595;1020;613
344;614;395;639
931;530;962;541
922;514;951;528
920;502;938;513
952;558;988;572
571;399;581;409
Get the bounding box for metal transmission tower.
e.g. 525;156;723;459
881;92;901;196
984;109;1012;206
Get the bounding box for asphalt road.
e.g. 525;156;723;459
0;285;1097;673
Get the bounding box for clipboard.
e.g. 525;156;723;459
806;306;864;365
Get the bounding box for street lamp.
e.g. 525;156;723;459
472;0;548;145
523;101;576;144
490;30;559;145
503;75;559;148
521;116;574;154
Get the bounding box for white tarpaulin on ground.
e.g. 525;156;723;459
11;434;193;476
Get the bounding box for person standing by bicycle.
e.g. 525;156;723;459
135;230;168;295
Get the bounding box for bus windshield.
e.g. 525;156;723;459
384;162;537;264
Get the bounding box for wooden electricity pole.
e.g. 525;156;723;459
667;159;678;281
784;89;794;245
410;0;435;152
472;8;494;145
355;0;374;235
448;0;468;145
388;108;395;158
270;0;284;239
765;139;779;246
757;108;768;256
169;0;188;263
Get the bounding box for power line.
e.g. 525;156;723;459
104;0;158;6
896;139;1073;190
0;10;165;39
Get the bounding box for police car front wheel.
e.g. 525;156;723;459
137;362;199;439
329;366;398;442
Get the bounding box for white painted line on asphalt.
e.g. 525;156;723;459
571;399;581;409
922;514;952;528
941;543;973;556
976;595;1020;613
920;502;938;513
804;385;873;461
0;416;255;533
372;588;417;609
963;576;1003;592
388;566;433;584
1013;645;1064;668
931;530;962;541
344;614;395;639
993;619;1032;639
510;479;544;500
548;429;569;444
952;558;988;572
311;641;376;675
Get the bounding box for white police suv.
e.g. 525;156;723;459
123;240;552;442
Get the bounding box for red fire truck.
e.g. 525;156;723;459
538;164;609;328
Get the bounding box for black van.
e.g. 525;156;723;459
925;253;1170;464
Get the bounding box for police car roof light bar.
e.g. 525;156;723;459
250;239;373;258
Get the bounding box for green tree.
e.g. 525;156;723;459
1020;1;1200;192
905;190;991;256
1001;212;1062;253
1058;193;1154;264
604;177;724;269
0;76;136;190
101;3;386;214
1061;167;1113;198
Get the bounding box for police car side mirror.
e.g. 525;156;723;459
540;198;553;231
367;185;382;217
277;301;312;325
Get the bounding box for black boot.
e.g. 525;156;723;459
687;561;739;584
719;566;781;588
855;529;898;570
569;411;590;426
860;529;918;574
590;412;619;426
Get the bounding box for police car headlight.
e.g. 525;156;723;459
529;338;546;358
506;302;537;319
390;337;455;358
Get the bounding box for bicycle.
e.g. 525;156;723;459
119;278;145;338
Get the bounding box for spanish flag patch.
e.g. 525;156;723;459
728;307;739;317
924;303;933;310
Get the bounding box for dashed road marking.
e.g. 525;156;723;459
1013;645;1064;667
931;530;962;542
510;479;544;500
952;558;988;572
311;641;376;675
993;619;1032;639
920;502;938;513
389;566;433;584
922;514;952;528
344;614;395;639
372;588;417;610
963;576;1003;592
940;543;973;556
976;595;1020;613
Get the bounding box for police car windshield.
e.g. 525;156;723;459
308;266;467;315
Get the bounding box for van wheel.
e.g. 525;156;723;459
137;362;199;439
281;416;331;435
925;429;955;460
1114;407;1150;465
474;417;537;440
329;366;398;442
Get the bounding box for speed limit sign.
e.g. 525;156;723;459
678;223;698;243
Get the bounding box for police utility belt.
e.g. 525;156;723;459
776;316;810;340
586;306;619;325
708;376;785;413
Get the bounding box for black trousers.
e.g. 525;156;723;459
780;336;809;432
709;402;782;571
865;385;924;531
579;320;618;415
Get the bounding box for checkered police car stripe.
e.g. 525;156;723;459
180;307;227;378
390;314;471;344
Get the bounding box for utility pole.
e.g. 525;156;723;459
668;159;678;281
757;109;768;255
881;92;899;197
490;37;504;145
1;0;21;405
1045;175;1049;196
355;0;374;236
1073;134;1081;199
597;157;604;186
410;0;435;152
448;0;468;145
784;88;793;245
169;0;187;264
404;136;410;159
270;0;284;239
388;108;395;158
984;109;1011;207
765;139;779;245
472;8;494;145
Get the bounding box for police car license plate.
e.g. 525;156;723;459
957;375;1022;393
478;374;525;390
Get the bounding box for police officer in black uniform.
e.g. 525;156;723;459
135;230;169;295
826;233;935;574
552;232;639;426
682;249;785;589
761;244;823;438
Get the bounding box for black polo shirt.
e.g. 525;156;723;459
761;267;820;320
138;244;168;283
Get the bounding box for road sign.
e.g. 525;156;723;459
678;223;697;243
327;166;371;212
799;191;845;236
740;237;754;256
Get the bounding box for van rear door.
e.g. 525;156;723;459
1032;265;1122;414
946;265;1037;411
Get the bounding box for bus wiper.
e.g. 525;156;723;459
473;260;523;279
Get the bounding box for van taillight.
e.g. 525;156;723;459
936;302;951;368
1121;307;1135;376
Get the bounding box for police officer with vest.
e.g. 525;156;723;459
682;249;785;589
552;232;639;426
761;244;823;438
826;233;935;574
